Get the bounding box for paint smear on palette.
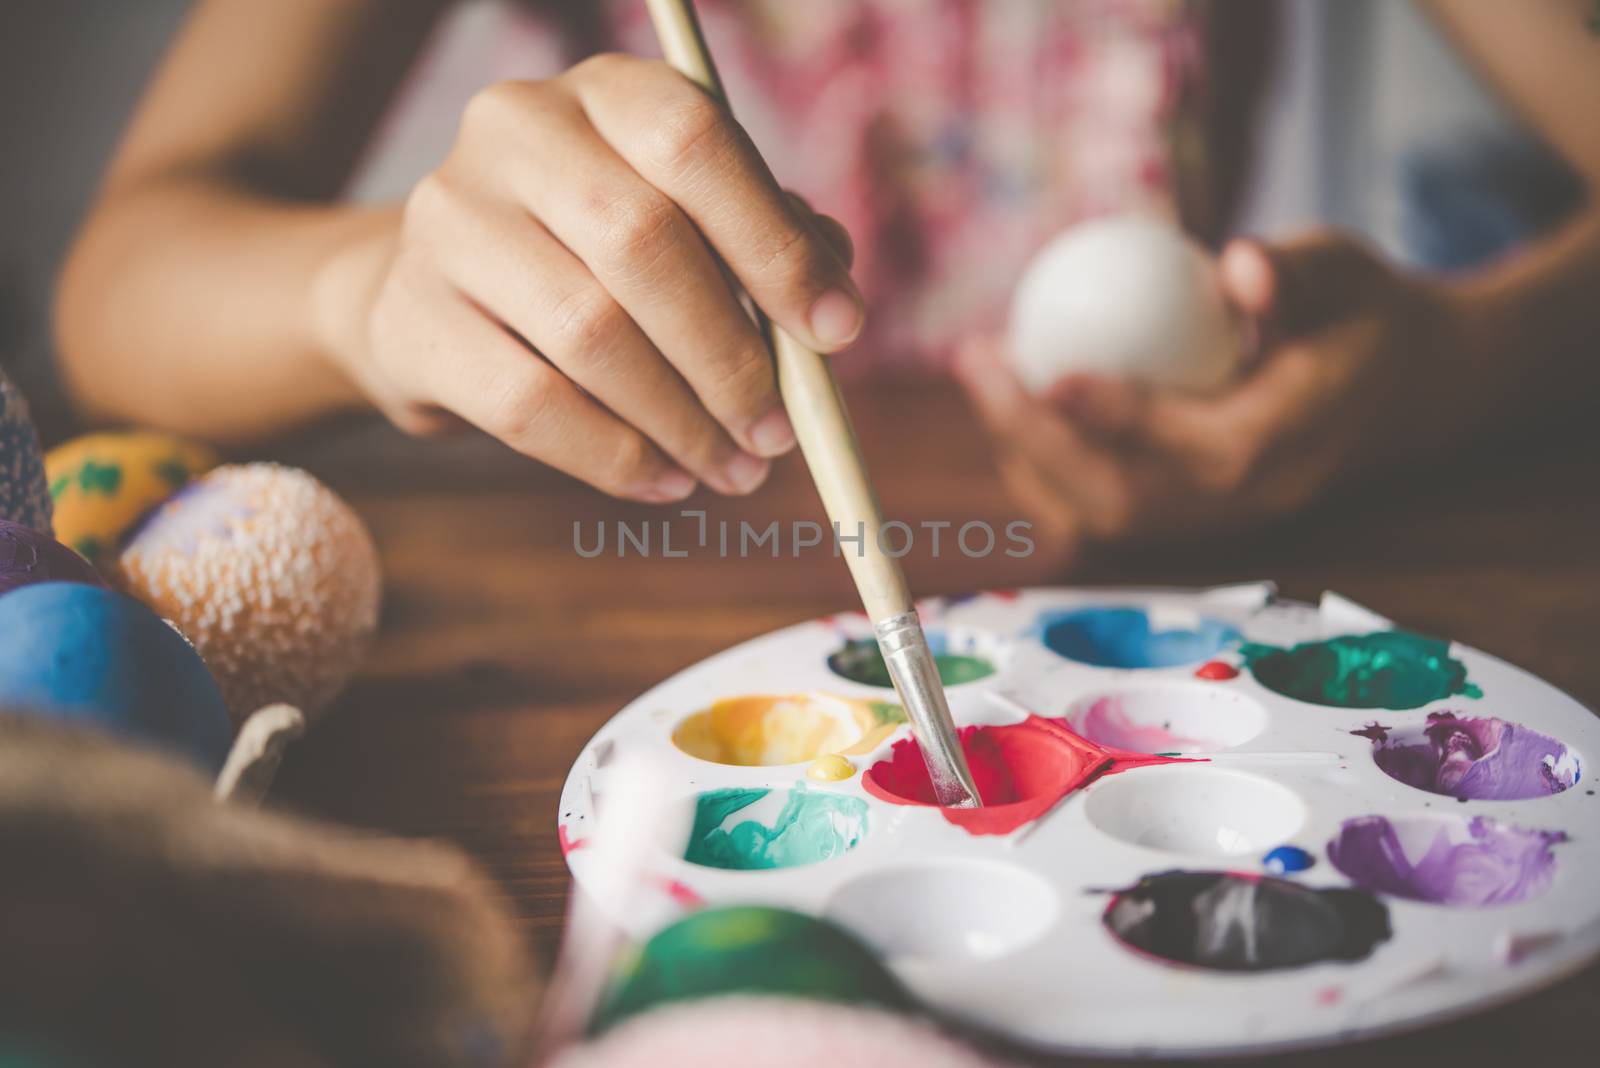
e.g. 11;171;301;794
1038;606;1239;669
1240;631;1481;709
558;824;587;856
1328;814;1565;906
684;786;867;871
653;876;705;908
862;715;1194;835
827;637;996;688
1103;871;1391;972
1368;712;1580;801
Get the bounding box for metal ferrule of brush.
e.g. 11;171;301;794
873;611;982;808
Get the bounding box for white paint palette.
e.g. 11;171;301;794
559;585;1600;1056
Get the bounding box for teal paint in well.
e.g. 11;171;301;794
1038;606;1239;669
684;786;868;871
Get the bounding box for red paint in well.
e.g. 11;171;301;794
862;715;1195;835
1194;660;1239;681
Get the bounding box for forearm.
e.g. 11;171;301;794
53;0;443;441
1440;206;1600;438
56;179;396;440
1419;0;1600;437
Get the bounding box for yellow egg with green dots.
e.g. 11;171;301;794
44;432;218;565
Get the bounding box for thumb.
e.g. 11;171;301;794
1221;233;1386;341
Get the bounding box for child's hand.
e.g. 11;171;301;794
325;55;861;502
955;232;1470;559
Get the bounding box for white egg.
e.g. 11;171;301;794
1007;214;1242;394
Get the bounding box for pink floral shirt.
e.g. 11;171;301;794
358;0;1205;374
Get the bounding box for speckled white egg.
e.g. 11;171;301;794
1008;214;1242;394
111;463;381;722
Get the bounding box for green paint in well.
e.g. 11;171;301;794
1241;630;1482;710
684;785;868;871
590;906;912;1034
827;637;996;688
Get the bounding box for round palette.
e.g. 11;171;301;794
559;586;1600;1056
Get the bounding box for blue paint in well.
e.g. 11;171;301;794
1037;606;1239;669
1263;845;1316;875
0;582;232;770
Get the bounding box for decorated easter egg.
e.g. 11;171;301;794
0;367;53;533
0;519;104;596
1007;214;1241;394
0;582;232;770
45;431;218;564
112;463;381;721
591;906;912;1034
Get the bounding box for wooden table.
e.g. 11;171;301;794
269;379;1600;1066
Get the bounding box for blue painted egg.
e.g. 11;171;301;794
0;583;231;770
0;367;53;533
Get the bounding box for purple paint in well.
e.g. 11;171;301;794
1370;712;1579;801
1328;814;1565;906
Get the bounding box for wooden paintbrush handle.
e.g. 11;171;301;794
644;0;724;100
644;0;913;622
769;330;912;620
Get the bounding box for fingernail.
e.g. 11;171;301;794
721;451;770;494
640;468;696;502
747;407;796;456
809;288;864;348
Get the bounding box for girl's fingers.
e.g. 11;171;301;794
955;335;1140;538
1219;239;1277;321
785;191;855;268
465;81;794;461
418;188;768;495
992;446;1084;550
373;262;695;503
570;55;865;353
1049;374;1151;439
1223;232;1385;338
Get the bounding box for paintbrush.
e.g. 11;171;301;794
643;0;981;809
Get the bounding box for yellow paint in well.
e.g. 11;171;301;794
806;754;856;782
673;694;905;767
